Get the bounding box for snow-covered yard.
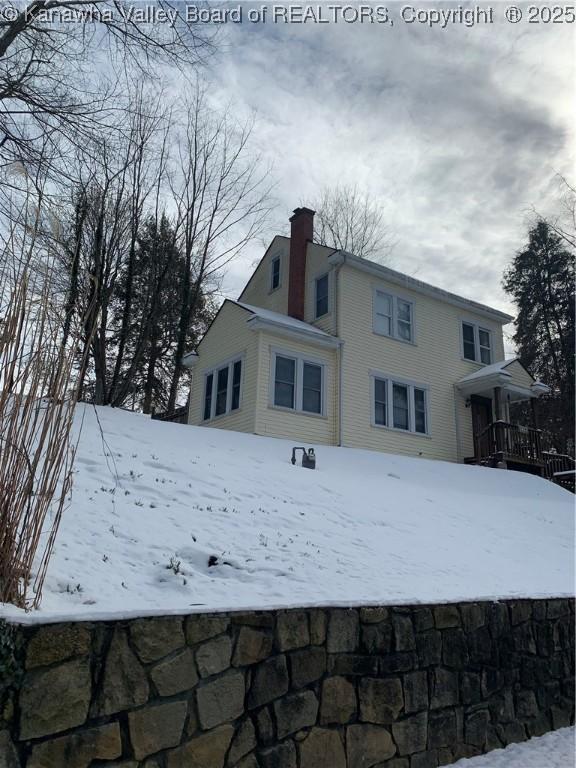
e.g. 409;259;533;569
1;404;573;623
454;727;575;767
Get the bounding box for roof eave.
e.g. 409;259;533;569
329;251;514;325
182;351;199;368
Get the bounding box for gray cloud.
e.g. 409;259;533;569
207;6;573;342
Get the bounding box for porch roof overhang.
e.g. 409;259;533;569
456;359;550;401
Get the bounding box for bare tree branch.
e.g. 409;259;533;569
306;183;392;262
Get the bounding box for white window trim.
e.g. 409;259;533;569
269;347;327;418
270;254;282;293
369;371;431;437
314;272;330;319
460;319;492;365
372;288;416;344
202;354;245;422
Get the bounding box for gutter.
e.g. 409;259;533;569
328;250;514;325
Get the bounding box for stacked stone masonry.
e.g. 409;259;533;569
0;598;573;768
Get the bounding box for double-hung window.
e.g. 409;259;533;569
203;373;213;421
215;366;229;417
374;378;387;427
315;274;329;318
302;362;322;413
462;321;492;364
270;256;281;291
372;375;428;434
373;290;414;342
272;352;324;415
392;383;410;431
274;356;296;409
203;358;243;420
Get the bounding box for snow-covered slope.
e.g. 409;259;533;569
453;727;575;767
2;404;573;623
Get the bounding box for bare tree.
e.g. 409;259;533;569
546;174;576;250
307;184;391;261
0;1;216;172
44;85;171;406
166;88;274;410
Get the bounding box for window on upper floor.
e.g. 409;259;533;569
270;255;281;291
373;290;414;343
272;351;324;415
372;375;429;434
462;321;492;364
203;358;243;421
315;273;329;318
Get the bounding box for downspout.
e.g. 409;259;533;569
333;253;345;447
453;384;463;463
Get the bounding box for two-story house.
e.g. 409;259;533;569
184;207;550;472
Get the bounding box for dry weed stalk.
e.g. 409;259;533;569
0;188;81;609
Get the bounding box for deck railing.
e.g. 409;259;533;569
475;420;543;465
151;405;188;424
542;451;576;491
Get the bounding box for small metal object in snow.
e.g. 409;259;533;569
291;446;316;469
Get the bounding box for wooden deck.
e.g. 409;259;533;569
465;420;575;491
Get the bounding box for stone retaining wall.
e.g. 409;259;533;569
0;598;574;768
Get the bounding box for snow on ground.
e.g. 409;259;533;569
1;404;574;623
453;727;575;767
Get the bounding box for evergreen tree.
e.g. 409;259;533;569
112;214;214;413
503;219;575;453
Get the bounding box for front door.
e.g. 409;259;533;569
471;395;493;458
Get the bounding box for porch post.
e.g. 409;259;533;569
493;387;502;420
493;386;503;455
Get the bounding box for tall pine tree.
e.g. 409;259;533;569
503;219;575;454
111;214;214;413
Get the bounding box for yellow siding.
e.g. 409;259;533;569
337;265;507;462
238;236;290;315
254;332;338;446
303;242;338;335
188;302;258;434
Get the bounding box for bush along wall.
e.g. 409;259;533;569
0;598;574;768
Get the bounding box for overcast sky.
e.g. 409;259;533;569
204;3;573;346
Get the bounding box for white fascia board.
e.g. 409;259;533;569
457;372;542;401
456;371;513;395
329;251;514;325
246;316;341;349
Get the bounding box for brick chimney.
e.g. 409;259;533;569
288;207;315;320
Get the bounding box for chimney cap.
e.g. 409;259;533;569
290;206;316;222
